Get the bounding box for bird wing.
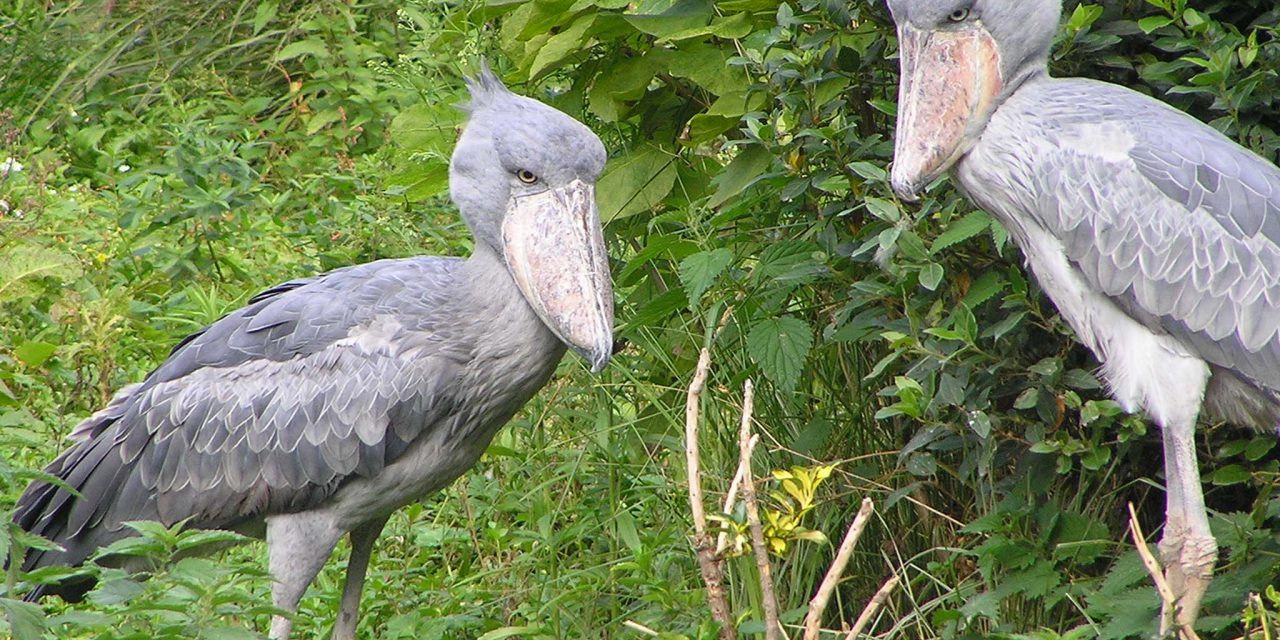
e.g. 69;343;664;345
17;257;471;564
1021;80;1280;391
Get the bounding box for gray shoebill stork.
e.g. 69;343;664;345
888;0;1280;632
12;68;613;639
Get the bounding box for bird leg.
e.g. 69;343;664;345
1157;413;1217;636
267;511;345;640
332;515;390;640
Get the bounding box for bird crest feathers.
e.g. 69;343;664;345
461;60;513;112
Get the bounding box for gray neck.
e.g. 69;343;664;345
458;242;564;363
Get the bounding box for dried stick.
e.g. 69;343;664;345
686;347;736;640
715;432;758;554
623;620;661;637
842;573;900;640
803;498;876;640
1126;503;1201;640
739;379;783;640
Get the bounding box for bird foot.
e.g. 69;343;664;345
1157;533;1217;637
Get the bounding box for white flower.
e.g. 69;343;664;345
117;164;131;173
0;157;23;175
0;199;9;213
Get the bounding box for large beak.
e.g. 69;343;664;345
891;22;1004;201
502;179;614;373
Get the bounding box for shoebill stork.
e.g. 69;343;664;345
12;68;613;639
888;0;1280;632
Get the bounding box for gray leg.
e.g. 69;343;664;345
332;516;390;640
1157;413;1217;636
267;511;345;640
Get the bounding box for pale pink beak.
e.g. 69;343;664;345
891;22;1004;201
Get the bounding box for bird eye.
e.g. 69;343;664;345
948;7;970;22
516;169;538;184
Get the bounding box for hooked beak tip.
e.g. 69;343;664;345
580;341;612;373
891;178;923;203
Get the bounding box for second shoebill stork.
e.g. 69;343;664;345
888;0;1280;632
13;68;613;639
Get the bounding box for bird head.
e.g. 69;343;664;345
450;64;614;373
887;0;1061;200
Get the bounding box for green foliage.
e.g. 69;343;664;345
2;0;1280;638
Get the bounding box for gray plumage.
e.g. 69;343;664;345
888;0;1280;632
13;65;613;640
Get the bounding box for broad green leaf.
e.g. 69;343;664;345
478;626;541;640
596;145;677;221
747;315;812;394
0;598;45;640
14;341;56;368
668;42;740;95
932;210;993;253
274;39;329;62
528;13;596;78
678;248;733;305
708;145;771;208
624;0;712;38
390;103;463;155
0;245;81;301
385;161;449;201
655;12;752;41
863;196;900;222
918;262;943;290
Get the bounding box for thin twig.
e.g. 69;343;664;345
623;620;661;637
715;432;758;554
843;573;900;640
1127;503;1201;640
739;379;783;640
803;498;876;640
686;347;736;640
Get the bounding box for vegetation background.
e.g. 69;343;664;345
1;0;1278;638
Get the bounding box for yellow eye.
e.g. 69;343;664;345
516;169;538;184
948;8;970;21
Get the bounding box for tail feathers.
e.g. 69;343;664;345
1204;365;1280;433
12;417;157;602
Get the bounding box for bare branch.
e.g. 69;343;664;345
686;347;736;640
803;498;875;640
739;379;783;640
1126;503;1201;640
843;573;900;640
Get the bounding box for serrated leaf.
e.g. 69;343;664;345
747;316;812;394
931;211;993;253
1;597;46;640
678;248;733;306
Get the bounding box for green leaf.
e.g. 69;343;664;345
478;626;541;640
1;597;46;640
863;196;900;222
931;211;993;253
1211;464;1250;486
623;0;712;38
596;145;677;221
679;248;733;306
747;316;812;394
274;39;330;62
1137;15;1174;33
708;145;771;209
918;263;944;290
14;341;56;368
667;42;739;95
528;13;596;78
